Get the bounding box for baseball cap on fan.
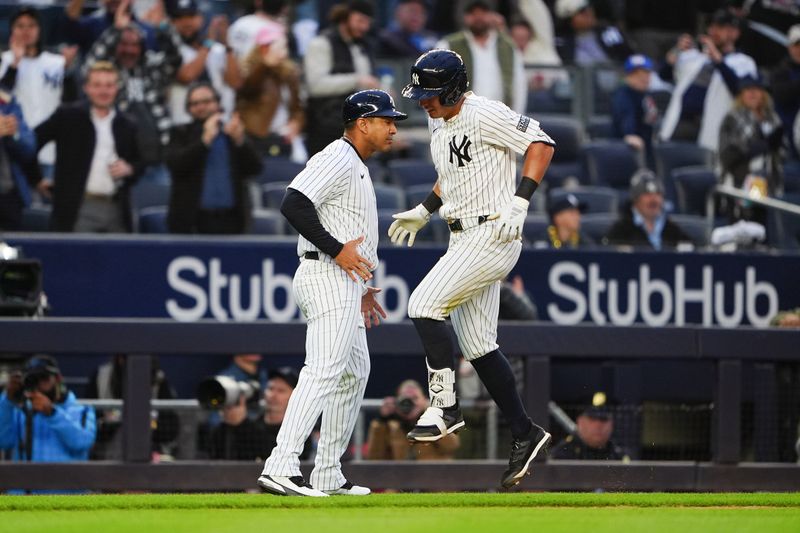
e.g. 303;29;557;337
548;193;587;221
268;366;299;389
256;23;284;46
624;54;653;74
788;24;800;46
555;0;589;19
166;0;199;18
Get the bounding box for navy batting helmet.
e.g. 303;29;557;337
342;89;408;124
402;49;468;106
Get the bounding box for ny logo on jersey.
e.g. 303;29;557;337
449;135;472;167
412;72;420;86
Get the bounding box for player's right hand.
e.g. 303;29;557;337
334;236;374;282
388;204;432;247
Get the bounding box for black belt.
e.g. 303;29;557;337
447;215;490;232
303;252;319;260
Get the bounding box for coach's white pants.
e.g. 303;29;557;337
408;222;522;360
261;259;369;491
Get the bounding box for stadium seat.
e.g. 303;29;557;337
249;209;285;235
405;184;432;210
582;141;643;191
131;180;170;210
767;193;800;249
258;157;304;184
548;186;619;214
373;183;405;210
387;159;438;188
20;205;51;231
671;167;717;216
586;116;615;140
137;206;169;234
522;214;549;245
670;214;710;247
261;182;289;209
653;142;714;204
538;115;585;187
580;212;619;243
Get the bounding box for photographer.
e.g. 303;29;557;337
0;355;96;462
207;367;311;461
366;380;460;460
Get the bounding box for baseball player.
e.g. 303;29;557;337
389;49;554;488
258;90;406;497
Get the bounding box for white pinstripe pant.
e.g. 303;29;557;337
408;222;522;360
261;259;370;491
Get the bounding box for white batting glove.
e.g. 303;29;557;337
388;204;431;247
491;196;529;242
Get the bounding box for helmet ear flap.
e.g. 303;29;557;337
438;70;468;107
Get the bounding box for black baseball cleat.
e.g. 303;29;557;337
407;404;465;442
500;422;551;489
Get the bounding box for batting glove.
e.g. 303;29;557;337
388;204;431;247
492;196;529;242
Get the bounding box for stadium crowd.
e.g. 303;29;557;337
0;0;797;249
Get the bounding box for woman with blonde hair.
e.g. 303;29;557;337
718;76;784;223
236;24;304;160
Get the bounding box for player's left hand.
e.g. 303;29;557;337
490;196;529;242
361;287;387;328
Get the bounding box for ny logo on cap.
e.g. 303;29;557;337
449;135;472;168
412;72;420;86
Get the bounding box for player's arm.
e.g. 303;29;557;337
280;188;372;282
493;141;554;242
388;182;441;247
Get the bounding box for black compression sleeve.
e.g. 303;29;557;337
421;190;443;214
515;176;539;201
280;188;344;258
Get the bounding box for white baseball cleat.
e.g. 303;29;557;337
257;475;329;497
323;481;371;496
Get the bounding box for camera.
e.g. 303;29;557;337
0;242;47;317
396;395;416;417
196;375;260;409
7;364;57;405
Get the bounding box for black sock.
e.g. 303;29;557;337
471;349;533;439
412;318;456;370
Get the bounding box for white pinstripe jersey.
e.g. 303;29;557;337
288;138;379;268
428;92;554;220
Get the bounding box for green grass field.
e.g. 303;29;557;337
2;493;799;533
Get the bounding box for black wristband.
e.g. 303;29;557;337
421;190;443;214
515;176;539;201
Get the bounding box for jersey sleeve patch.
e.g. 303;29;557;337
517;115;531;132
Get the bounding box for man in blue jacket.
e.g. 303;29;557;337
0;355;96;462
0;88;35;231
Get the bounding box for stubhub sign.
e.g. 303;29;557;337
8;236;800;328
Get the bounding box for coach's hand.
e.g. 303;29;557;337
361;287;387;328
335;236;374;282
389;204;431;247
491;196;529;242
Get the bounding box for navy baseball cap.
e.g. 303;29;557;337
548;193;586;221
624;54;653;74
581;391;612;420
25;354;60;376
268;366;299;388
167;0;199;18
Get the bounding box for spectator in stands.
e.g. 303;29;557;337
167;0;242;126
499;275;538;320
366;379;460;460
545;193;593;249
0;91;36;232
770;24;800;160
551;391;627;460
437;0;527;114
0;355;96;462
0;7;79;180
208;366;312;461
86;354;180;460
304;0;379;156
84;0;182;183
611;54;659;167
34;61;141;232
166;82;261;234
718;76;783;225
509;10;566;92
553;0;633;67
377;0;438;59
64;0;159;54
603;169;691;250
237;24;304;159
227;0;288;61
659;10;757;152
